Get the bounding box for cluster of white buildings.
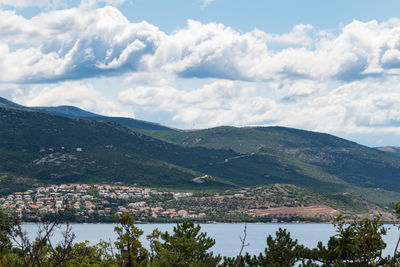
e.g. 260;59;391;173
0;184;204;221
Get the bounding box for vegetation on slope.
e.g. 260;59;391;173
148;126;400;204
0;106;354;194
0;106;239;189
1;97;400;208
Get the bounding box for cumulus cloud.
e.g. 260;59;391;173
3;5;400;144
14;81;132;117
0;6;163;83
265;77;400;140
118;76;400;139
260;24;314;46
4;7;400;84
147;18;400;82
0;0;54;8
119;80;262;127
79;0;127;9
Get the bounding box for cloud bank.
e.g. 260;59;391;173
3;4;400;145
4;7;400;84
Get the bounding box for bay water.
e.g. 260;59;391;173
20;223;400;258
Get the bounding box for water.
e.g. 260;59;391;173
20;223;400;258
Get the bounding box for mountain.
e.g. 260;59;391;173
0;105;241;190
34;106;175;131
0;97;174;132
35;105;100;118
146;126;400;205
0;105;333;191
0;97;400;207
0;97;32;110
147;126;400;189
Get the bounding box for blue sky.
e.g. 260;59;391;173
1;0;400;147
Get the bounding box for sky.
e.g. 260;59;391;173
1;0;400;147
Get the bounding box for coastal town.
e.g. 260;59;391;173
0;184;206;222
0;183;387;223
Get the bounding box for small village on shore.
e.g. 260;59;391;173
0;183;362;223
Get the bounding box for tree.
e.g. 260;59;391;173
391;202;400;266
255;228;305;266
305;215;388;266
0;209;81;266
0;209;12;257
113;214;149;266
223;227;306;267
1;207;399;266
148;221;221;266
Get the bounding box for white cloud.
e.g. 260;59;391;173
145;18;400;82
0;6;163;83
0;0;50;8
4;8;400;84
147;20;271;80
119;80;260;127
258;24;314;46
269;77;400;136
118;77;400;138
79;0;127;9
3;5;400;144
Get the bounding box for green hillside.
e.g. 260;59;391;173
0;106;238;189
1;98;400;207
0;106;331;192
147;127;400;205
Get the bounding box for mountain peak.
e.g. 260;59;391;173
35;105;101;118
0;97;24;109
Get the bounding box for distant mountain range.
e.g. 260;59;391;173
0;97;174;132
0;96;399;207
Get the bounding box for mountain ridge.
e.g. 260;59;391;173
0;97;175;132
0;97;400;208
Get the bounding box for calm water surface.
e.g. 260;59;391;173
21;223;400;257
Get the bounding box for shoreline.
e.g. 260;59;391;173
18;221;338;225
19;220;398;225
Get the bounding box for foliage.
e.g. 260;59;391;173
149;125;400;204
1;205;400;266
148;221;221;266
0;210;12;257
255;228;305;266
223;228;305;267
304;215;388;266
113;214;149;266
2;213;77;266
